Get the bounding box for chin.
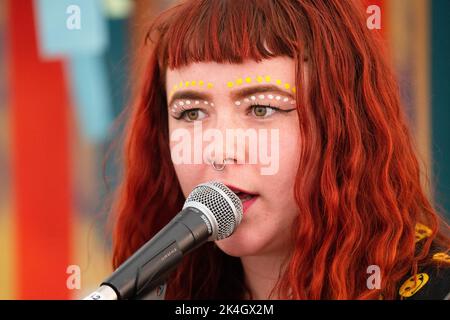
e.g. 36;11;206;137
214;230;267;257
215;241;255;257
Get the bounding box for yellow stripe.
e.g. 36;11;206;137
0;204;16;299
72;214;113;299
412;0;432;199
388;0;432;198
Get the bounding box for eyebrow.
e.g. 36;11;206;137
230;85;295;101
167;84;295;107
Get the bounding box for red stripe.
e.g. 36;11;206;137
8;0;72;299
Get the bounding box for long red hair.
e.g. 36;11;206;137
111;0;450;299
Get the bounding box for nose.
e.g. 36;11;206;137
205;110;247;166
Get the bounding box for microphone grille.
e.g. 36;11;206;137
183;181;243;240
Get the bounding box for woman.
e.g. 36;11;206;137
111;0;450;299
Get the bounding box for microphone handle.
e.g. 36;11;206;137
84;207;211;300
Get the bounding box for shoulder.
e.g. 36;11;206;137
397;241;450;300
397;259;450;300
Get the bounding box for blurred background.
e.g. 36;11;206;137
0;0;449;299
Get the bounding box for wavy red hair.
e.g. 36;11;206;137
111;0;450;299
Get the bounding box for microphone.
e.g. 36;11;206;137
84;181;243;300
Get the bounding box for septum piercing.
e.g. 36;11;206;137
211;159;226;171
210;158;235;171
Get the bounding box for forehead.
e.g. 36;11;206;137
165;56;295;94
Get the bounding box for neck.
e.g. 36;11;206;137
240;252;289;300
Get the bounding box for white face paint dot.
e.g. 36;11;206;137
210;103;214;106
179;101;184;106
283;98;288;102
244;98;250;102
258;94;265;99
195;100;200;105
250;96;256;101
275;96;281;101
205;101;209;105
268;95;274;99
186;100;191;105
235;101;241;106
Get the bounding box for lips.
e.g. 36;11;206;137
225;185;257;200
225;184;259;214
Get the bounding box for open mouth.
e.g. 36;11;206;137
224;183;259;214
225;185;258;203
233;191;256;202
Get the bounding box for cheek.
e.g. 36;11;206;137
265;121;300;191
169;122;195;197
172;164;199;198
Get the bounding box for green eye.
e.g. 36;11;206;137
251;105;276;118
254;106;267;117
179;109;207;122
187;110;199;120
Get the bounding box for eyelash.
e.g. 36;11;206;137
172;106;201;120
172;104;296;121
246;103;295;116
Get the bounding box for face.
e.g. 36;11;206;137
166;57;301;257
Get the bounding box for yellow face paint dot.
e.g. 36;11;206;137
256;76;263;83
174;85;178;90
245;77;252;83
265;76;271;82
207;83;213;88
284;83;291;89
236;78;243;85
276;79;282;85
198;80;204;86
191;81;196;86
185;81;190;87
398;273;429;298
292;87;296;93
227;82;234;88
179;82;183;87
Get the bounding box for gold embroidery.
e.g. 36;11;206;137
432;252;450;264
398;273;429;298
414;223;432;243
